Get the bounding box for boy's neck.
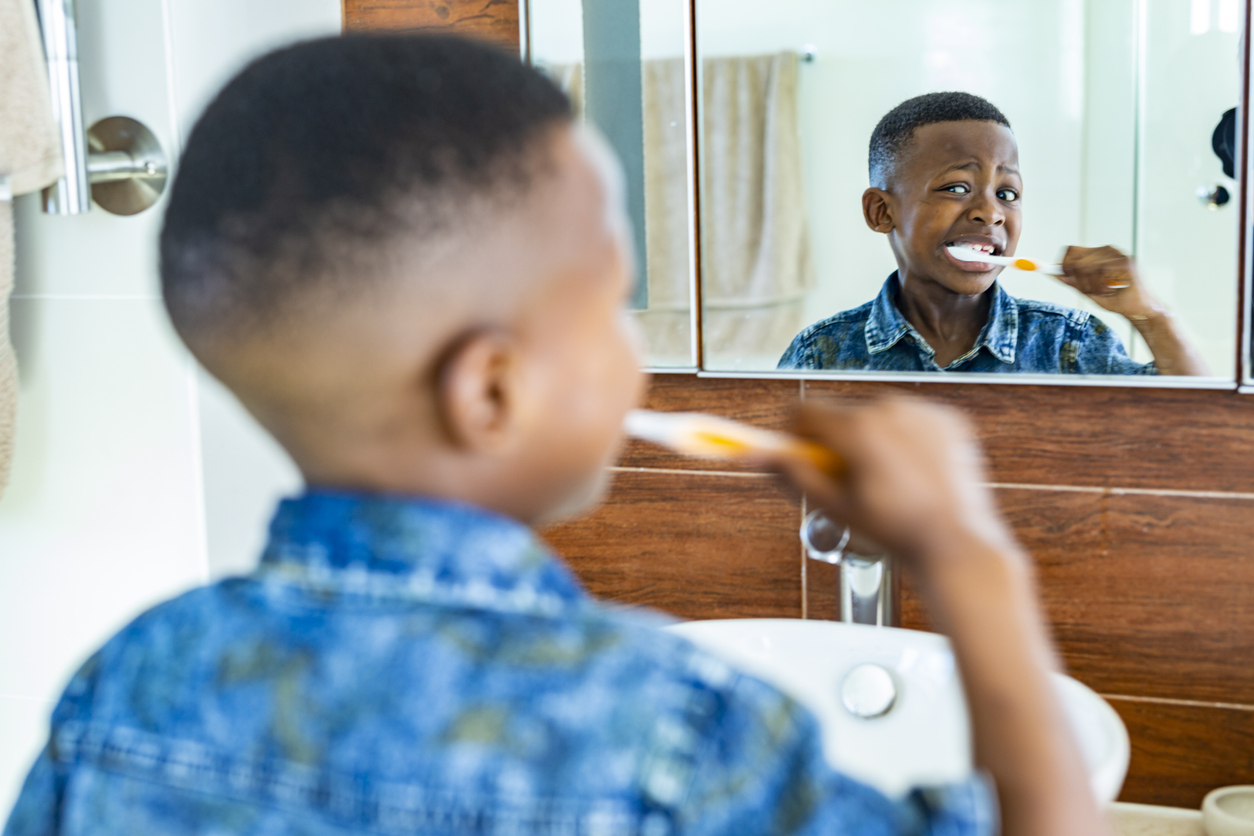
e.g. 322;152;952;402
894;270;994;367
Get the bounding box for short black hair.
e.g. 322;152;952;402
868;92;1010;187
161;34;572;347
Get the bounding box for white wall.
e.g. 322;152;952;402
1135;0;1241;377
0;0;337;816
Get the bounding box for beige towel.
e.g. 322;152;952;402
697;52;812;364
543;53;811;366
1;0;65;496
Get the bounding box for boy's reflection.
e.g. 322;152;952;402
778;92;1208;376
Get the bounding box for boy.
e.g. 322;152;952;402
778;92;1208;376
5;38;1105;836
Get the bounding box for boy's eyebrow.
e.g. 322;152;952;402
937;161;1021;177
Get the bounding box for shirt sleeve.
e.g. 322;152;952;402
1072;316;1157;375
2;748;64;836
777;333;813;369
3;653;103;836
673;672;997;836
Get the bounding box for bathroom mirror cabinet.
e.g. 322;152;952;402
527;0;1254;389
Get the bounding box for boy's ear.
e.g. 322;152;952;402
862;188;895;233
435;328;522;454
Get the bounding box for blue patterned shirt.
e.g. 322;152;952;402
778;273;1155;374
5;490;994;836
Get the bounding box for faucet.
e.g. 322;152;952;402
801;510;892;626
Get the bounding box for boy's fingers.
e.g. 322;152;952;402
765;448;848;511
1062;246;1135;296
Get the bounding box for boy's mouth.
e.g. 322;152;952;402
941;236;1004;272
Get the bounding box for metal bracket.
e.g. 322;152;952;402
85;117;169;216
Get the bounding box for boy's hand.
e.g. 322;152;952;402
1057;245;1163;321
766;399;1016;576
772;399;1109;836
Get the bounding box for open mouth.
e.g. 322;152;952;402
942;238;1004;272
943;240;1003;257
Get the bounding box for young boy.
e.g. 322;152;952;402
5;38;1105;836
778;92;1209;376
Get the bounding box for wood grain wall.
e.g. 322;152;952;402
343;0;518;50
344;0;1254;811
545;375;1254;809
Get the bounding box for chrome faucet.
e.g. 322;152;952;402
801;510;892;626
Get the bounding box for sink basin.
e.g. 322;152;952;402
665;618;1129;803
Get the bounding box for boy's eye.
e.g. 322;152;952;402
998;188;1020;202
942;184;970;195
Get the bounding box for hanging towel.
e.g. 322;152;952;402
1;0;65;497
543;53;812;366
698;51;812;365
638;52;813;366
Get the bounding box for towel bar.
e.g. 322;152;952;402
36;0;168;216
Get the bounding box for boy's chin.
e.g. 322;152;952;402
532;467;615;528
934;267;1001;296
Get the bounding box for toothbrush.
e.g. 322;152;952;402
623;410;842;475
946;245;1064;276
946;245;1132;289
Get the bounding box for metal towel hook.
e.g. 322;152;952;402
36;0;168;216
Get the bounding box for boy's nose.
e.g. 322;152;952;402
968;191;1005;226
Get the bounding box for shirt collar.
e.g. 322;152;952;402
257;489;588;616
864;272;1018;366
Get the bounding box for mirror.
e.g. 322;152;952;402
695;0;1243;381
528;0;697;368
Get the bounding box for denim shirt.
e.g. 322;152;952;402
5;490;994;836
778;273;1155;375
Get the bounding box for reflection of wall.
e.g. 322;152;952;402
1135;0;1241;377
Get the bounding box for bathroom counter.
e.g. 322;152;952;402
1111;802;1204;836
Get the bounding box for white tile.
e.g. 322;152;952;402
197;370;301;580
0;297;207;708
166;0;341;131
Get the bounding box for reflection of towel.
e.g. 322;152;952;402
1;0;64;496
700;52;811;307
640;53;812;365
637;53;812;365
698;52;811;365
543;53;811;366
0;201;17;496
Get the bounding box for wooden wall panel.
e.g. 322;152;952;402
1011;490;1254;705
902;488;1254;704
618;375;798;472
542;469;803;620
1110;699;1254;809
802;379;1254;494
343;0;519;50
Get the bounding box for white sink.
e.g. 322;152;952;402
665;618;1130;803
